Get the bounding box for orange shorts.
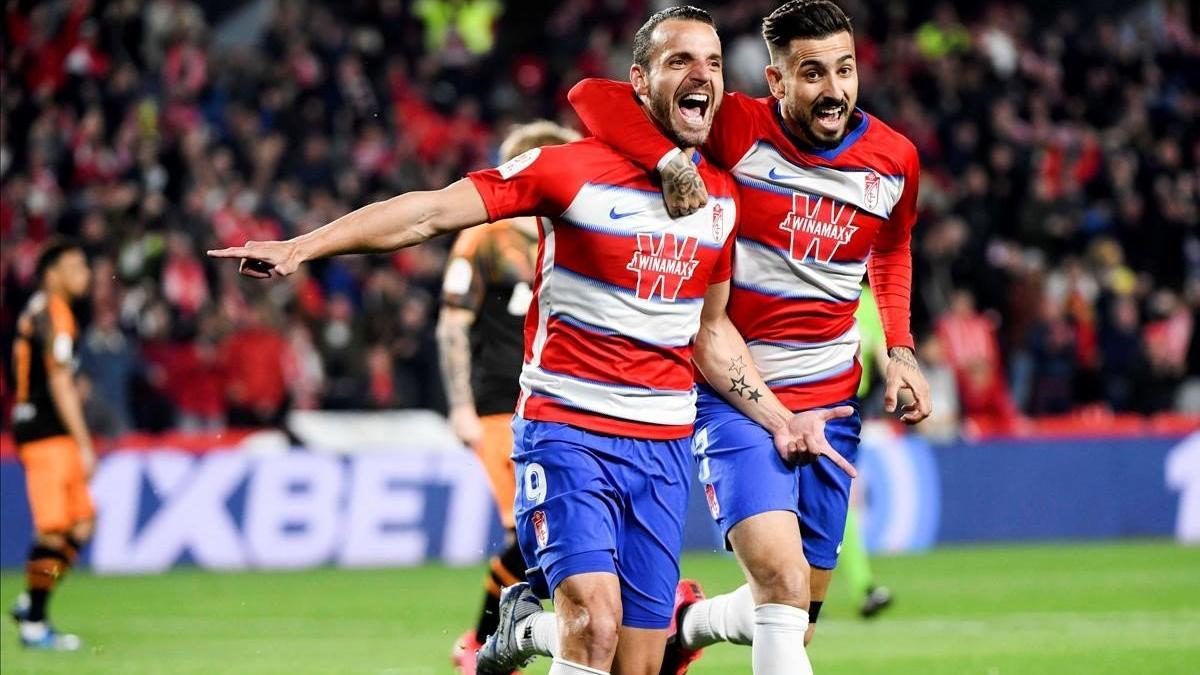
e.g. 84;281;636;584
476;414;517;529
18;435;95;534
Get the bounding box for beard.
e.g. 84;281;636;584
792;95;851;148
646;86;709;148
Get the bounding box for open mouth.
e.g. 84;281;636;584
813;102;847;132
677;92;711;127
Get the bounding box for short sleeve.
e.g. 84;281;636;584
43;297;77;366
466;146;563;222
441;227;488;312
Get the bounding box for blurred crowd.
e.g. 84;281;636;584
1;0;1197;439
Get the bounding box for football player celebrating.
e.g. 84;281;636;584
211;9;836;673
568;1;931;672
438;120;581;674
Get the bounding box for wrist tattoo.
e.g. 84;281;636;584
889;346;919;369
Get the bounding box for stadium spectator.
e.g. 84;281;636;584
1;0;1196;436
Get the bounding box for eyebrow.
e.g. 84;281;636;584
797;54;855;68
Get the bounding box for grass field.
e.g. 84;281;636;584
2;540;1198;674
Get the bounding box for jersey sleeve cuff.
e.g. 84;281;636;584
655;147;683;173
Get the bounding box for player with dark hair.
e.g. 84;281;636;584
569;1;931;672
9;238;94;651
209;7;830;672
440;120;582;675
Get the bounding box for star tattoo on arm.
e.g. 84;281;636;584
728;375;749;396
728;356;746;376
746;388;762;402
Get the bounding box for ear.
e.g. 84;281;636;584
631;63;651;98
765;63;785;100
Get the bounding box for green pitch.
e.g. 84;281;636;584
2;540;1198;674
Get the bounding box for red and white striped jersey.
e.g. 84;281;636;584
468;139;738;439
570;81;920;410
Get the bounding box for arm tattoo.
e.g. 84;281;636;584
436;318;475;409
728;356;746;376
888;346;919;369
728;375;748;396
746;388;762;402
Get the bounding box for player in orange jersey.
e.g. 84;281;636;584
9;238;95;652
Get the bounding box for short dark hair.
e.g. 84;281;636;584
36;237;84;281
762;0;853;61
632;5;715;71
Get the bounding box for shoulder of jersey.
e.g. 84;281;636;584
857;112;919;174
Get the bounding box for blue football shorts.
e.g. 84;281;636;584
692;385;862;569
512;417;691;629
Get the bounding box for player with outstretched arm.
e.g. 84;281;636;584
437;120;581;674
209;9;843;674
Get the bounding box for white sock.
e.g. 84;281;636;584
548;657;609;674
516;611;560;657
680;583;756;648
752;603;813;675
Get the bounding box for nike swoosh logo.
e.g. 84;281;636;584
609;207;640;220
768;167;802;181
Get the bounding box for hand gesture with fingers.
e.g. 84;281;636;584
207;240;302;279
772;405;857;477
884;346;932;424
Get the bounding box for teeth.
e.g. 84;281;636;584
682;93;709;103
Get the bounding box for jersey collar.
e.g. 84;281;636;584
774;103;870;161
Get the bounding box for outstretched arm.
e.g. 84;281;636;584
695;281;856;476
207;179;488;277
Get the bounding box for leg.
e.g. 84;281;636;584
609;433;692;675
838;505;872;599
480;420;623;673
14;437;85;651
610;626;669;675
677;390;812;672
457;415;525;671
554;572;622;669
728;511;814;675
796;400;864;645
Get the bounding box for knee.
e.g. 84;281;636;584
557;584;622;662
561;604;621;661
36;531;68;550
746;560;811;608
71;519;94;544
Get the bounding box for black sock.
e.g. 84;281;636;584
26;543;69;624
27;589;50;623
474;535;528;643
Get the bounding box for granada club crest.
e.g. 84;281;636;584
532;509;549;548
864;171;880;210
704;483;720;518
712;202;724;241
